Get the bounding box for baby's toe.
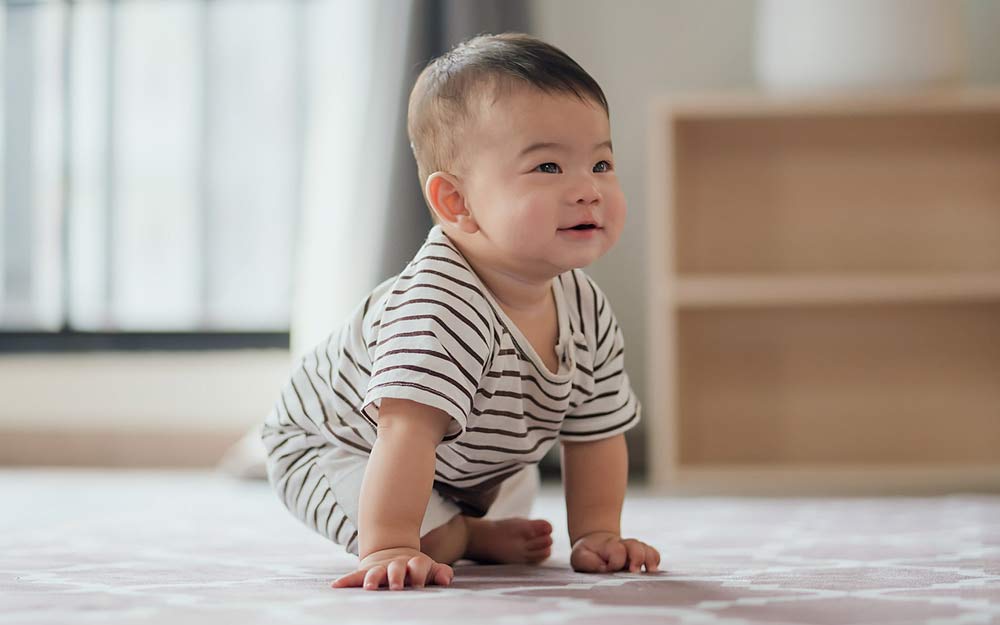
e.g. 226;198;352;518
526;534;553;550
529;519;553;537
526;546;552;564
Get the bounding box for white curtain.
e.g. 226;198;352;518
2;0;304;332
290;0;411;358
290;0;530;358
1;0;64;330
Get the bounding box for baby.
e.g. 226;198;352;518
262;32;660;591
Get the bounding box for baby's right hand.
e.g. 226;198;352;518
330;546;454;591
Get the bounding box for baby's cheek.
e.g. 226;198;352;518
604;189;627;238
498;220;535;258
608;185;627;217
510;203;554;240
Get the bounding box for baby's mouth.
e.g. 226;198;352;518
559;223;600;231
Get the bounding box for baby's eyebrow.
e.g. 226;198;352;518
518;140;613;158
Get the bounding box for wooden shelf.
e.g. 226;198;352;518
662;464;1000;496
656;86;1000;119
645;88;1000;494
668;273;1000;308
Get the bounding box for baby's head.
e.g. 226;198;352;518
407;33;626;278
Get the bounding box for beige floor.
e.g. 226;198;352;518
2;469;998;625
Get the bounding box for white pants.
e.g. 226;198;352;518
310;443;541;557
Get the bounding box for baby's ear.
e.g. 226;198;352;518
425;172;478;234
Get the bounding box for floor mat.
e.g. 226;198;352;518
1;469;998;624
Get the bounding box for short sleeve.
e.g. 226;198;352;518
362;276;492;441
560;277;641;442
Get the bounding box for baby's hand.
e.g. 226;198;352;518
570;531;660;574
330;546;454;590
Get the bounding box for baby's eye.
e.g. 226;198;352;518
594;160;612;173
535;162;562;174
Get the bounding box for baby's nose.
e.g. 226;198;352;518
575;181;601;205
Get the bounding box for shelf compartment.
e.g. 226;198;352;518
671;110;1000;274
675;301;1000;466
666;464;1000;496
670;273;1000;308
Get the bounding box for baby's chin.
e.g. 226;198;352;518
503;234;611;273
504;249;597;277
549;245;610;273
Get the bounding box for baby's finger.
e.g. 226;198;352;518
645;545;661;572
623;540;646;573
600;540;628;572
429;562;454;586
407;556;432;588
387;559;408;590
571;546;608;573
331;569;367;588
363;564;387;590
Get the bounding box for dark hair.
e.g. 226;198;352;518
407;33;609;213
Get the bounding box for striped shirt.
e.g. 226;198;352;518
263;224;640;518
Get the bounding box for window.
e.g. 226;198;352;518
2;0;305;349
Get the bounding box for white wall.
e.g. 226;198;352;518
0;351;291;431
529;0;1000;461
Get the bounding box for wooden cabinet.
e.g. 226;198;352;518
646;89;1000;494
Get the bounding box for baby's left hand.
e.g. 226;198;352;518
570;531;660;574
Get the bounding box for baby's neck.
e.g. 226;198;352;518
477;265;552;319
450;239;555;317
448;225;561;321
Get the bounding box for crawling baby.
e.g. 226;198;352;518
262;32;660;591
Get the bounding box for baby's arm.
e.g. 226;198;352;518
331;398;455;590
561;433;660;573
562;433;627;543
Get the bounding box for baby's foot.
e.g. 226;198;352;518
463;517;554;564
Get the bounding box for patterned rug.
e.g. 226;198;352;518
1;469;998;624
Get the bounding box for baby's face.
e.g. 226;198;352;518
455;87;625;278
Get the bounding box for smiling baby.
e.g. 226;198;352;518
262;32;660;591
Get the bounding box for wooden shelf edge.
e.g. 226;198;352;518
650;464;1000;496
653;86;1000;119
660;273;1000;308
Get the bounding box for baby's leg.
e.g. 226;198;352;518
483;463;540;520
263;423;364;555
421;513;554;565
419;513;469;564
421;465;553;565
